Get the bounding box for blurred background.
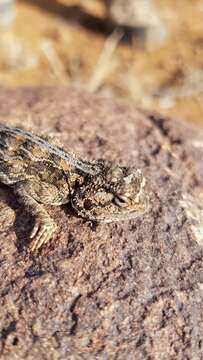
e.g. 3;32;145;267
0;0;203;125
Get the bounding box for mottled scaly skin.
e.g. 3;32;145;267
0;125;149;252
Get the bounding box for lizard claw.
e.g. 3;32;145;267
30;216;57;252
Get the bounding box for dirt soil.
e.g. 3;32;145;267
0;0;203;125
0;87;203;359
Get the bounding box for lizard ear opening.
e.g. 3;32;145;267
83;199;93;210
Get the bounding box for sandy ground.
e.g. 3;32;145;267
0;0;202;125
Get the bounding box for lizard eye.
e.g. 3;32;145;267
114;195;129;208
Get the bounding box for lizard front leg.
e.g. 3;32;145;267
13;182;57;252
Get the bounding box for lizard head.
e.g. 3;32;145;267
71;165;149;222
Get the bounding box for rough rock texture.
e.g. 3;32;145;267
0;87;203;360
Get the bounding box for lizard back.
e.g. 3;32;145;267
0;125;101;184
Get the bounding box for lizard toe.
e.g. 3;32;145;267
30;217;57;252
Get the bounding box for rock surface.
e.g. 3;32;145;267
0;87;203;359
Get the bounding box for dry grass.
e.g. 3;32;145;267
87;29;123;92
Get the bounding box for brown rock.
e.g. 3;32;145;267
0;87;203;359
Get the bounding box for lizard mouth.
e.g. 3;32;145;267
71;194;149;223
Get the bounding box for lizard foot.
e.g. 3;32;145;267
30;215;57;252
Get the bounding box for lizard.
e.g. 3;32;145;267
0;124;149;252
